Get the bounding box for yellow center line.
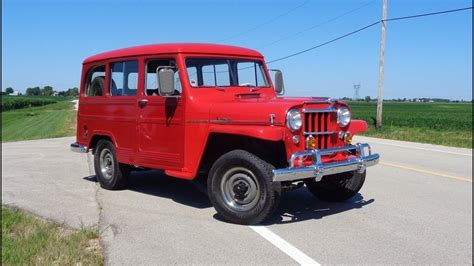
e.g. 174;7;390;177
379;161;472;183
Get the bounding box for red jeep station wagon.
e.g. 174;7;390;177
71;43;379;224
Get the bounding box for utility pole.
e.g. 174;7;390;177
376;0;388;128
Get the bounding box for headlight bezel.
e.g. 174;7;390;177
286;108;302;131
337;106;351;127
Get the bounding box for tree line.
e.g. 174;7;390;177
2;86;78;97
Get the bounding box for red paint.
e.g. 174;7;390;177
76;43;367;180
348;120;369;135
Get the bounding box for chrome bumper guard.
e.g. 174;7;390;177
70;142;88;153
272;143;379;182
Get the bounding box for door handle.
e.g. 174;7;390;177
138;99;149;108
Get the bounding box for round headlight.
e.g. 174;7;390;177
337;106;351;127
286;109;302;131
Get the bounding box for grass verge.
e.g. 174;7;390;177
2;206;103;265
1;100;76;142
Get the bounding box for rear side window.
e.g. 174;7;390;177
109;61;138;96
85;65;105;96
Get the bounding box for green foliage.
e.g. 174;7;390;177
349;102;473;148
5;87;14;94
1;96;60;112
57;88;78;97
66;87;79;97
41;86;54;96
2;207;103;265
26;87;42;96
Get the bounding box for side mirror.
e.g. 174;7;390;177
157;67;175;96
269;69;284;95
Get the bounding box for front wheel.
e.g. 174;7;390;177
207;150;280;225
305;170;366;202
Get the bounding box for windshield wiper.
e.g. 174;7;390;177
240;83;260;92
250;86;260;92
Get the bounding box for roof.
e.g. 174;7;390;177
83;43;263;64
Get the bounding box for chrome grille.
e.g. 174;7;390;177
303;109;335;149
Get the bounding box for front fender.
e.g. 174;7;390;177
348;119;368;135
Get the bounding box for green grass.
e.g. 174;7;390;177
2;207;103;265
1;100;76;142
349;101;472;148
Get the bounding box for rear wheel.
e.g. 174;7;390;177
207;150;280;225
304;170;366;202
94;139;131;190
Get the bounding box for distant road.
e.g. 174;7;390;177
72;99;78;111
2;136;471;264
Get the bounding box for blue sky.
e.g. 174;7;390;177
2;0;472;100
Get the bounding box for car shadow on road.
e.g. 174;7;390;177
84;171;374;224
262;189;375;225
213;188;374;225
83;170;212;209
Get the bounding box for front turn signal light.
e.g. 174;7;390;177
345;132;353;144
306;135;317;150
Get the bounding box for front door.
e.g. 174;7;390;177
136;57;185;170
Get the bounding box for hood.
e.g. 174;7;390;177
208;94;334;126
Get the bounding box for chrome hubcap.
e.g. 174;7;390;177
99;148;114;180
220;167;260;212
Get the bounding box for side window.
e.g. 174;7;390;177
85;65;105;96
109;61;138;96
146;59;182;96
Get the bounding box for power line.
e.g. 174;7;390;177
257;0;376;49
217;0;309;42
384;6;473;22
267;21;380;64
266;6;473;64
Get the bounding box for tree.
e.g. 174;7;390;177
365;96;371;102
66;87;79;97
42;86;54;96
26;87;41;96
5;87;14;94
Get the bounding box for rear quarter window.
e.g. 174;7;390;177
85;65;106;96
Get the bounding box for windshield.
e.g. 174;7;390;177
185;58;269;88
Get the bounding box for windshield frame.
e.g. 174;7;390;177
184;56;272;89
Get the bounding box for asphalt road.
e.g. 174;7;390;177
2;136;472;264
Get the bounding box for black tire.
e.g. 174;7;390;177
94;139;131;190
207;150;280;225
304;170;366;202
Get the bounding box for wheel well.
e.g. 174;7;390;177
198;133;287;177
89;135;113;154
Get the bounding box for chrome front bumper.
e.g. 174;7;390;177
272;143;379;182
70;142;88;153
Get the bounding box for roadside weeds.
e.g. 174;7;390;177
2;206;104;265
